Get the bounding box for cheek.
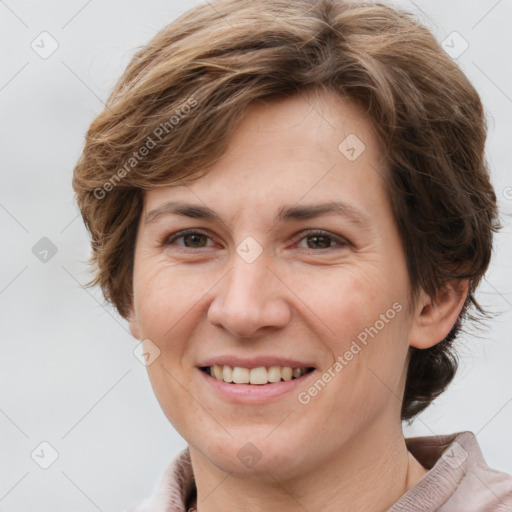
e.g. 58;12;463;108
302;264;410;388
294;264;392;342
331;302;410;415
132;258;212;341
145;359;205;439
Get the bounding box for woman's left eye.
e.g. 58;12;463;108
294;230;347;250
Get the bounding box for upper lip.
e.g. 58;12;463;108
197;356;316;369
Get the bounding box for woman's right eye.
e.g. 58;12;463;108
163;229;214;249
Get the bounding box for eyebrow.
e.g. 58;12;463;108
145;200;371;227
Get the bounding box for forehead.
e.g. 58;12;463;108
142;90;389;225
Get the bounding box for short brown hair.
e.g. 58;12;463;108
72;0;500;420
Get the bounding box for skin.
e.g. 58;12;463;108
128;89;468;512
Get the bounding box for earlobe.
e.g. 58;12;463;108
409;279;469;350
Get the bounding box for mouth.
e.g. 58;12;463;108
200;365;315;385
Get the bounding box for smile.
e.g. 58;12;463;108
201;365;315;385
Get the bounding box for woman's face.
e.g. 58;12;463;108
128;90;418;478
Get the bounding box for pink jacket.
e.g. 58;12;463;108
126;431;512;511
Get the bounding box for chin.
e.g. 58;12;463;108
192;429;311;480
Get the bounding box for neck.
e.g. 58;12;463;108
188;420;428;512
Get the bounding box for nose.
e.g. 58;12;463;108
207;250;292;338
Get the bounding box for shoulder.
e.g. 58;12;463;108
443;431;512;511
390;431;512;512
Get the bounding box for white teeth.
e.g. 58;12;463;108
222;365;233;383
249;367;268;385
232;367;250;384
208;365;310;385
212;365;223;380
281;367;293;381
267;366;282;383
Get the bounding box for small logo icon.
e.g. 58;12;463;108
442;441;468;469
441;32;469;59
338;134;366;161
31;31;59;59
31;441;59;469
133;338;161;366
236;236;263;264
32;237;58;263
237;442;262;468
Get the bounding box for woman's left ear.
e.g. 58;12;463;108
409;279;469;350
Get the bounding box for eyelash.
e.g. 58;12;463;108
162;228;348;252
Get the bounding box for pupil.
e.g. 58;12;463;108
308;236;329;249
185;233;206;247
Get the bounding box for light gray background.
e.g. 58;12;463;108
1;0;511;510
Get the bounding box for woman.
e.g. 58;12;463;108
72;0;512;510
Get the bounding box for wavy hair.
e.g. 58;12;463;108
72;0;500;420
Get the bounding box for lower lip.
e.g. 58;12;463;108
198;368;316;404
